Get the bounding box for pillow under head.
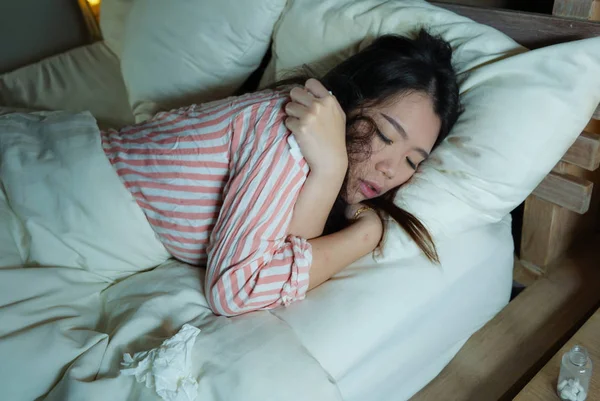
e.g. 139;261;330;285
260;0;600;261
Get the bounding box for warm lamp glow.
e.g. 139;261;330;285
82;0;101;28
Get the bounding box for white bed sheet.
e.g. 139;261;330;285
272;215;514;401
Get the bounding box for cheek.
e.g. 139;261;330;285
348;159;370;182
393;165;417;188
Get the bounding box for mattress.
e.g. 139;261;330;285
272;214;514;401
0;108;513;400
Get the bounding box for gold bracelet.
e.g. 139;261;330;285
352;206;374;220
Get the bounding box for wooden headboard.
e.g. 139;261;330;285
431;1;600;273
435;2;600;48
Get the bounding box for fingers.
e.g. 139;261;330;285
289;86;315;107
303;79;345;120
284;117;306;137
290;80;338;113
284;101;309;120
286;89;322;123
284;116;299;132
304;78;332;99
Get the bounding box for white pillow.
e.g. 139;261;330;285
0;110;170;278
0;42;134;129
120;0;287;122
261;0;600;259
99;0;134;57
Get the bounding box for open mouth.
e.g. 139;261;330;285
359;180;381;198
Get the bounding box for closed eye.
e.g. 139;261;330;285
377;129;393;145
406;157;417;170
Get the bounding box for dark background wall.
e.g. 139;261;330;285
0;0;557;74
435;0;555;13
0;0;88;73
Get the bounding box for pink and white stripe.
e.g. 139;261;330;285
101;90;312;316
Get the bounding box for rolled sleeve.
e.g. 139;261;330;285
280;235;312;306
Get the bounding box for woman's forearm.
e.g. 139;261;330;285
288;169;345;239
307;213;382;291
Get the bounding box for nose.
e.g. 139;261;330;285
376;161;395;180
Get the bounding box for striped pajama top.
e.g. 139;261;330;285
101;90;312;316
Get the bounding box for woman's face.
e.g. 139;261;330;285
344;92;441;205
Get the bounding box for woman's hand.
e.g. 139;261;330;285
284;78;348;176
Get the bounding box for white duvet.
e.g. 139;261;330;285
0;110;342;401
0;110;512;401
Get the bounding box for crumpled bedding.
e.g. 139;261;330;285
0;110;343;401
0;109;513;401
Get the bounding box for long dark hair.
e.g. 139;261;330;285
277;29;461;262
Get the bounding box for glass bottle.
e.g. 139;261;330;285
557;345;593;401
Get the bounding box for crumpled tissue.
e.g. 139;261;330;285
120;324;201;401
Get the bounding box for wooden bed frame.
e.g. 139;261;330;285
410;2;600;400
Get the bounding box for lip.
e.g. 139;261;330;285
359;180;382;199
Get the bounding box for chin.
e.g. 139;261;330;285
344;193;363;205
342;183;362;205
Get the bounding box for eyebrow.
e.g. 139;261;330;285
381;112;430;159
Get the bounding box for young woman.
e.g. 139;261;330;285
101;29;461;316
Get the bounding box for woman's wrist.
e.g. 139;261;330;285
353;210;383;245
351;205;374;220
309;168;346;188
309;156;348;179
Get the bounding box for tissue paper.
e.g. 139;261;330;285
120;324;201;401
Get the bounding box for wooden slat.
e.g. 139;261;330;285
433;0;517;8
521;196;562;269
432;2;600;49
562;131;600;170
513;257;542;287
553;0;597;19
520;158;600;272
588;118;600;133
532;171;593;214
411;237;600;401
594;103;600;120
554;0;600;20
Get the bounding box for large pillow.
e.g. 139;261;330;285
0;41;134;129
99;0;134;57
261;0;600;260
0;110;170;278
120;0;287;122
